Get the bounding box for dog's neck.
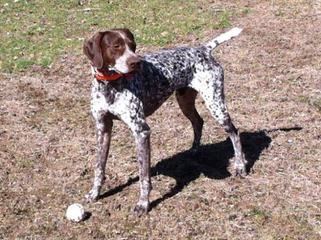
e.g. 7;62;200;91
91;66;134;82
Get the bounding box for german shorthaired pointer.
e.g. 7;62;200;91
83;27;247;215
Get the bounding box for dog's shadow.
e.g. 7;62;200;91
100;127;301;210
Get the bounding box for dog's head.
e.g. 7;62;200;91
83;28;140;74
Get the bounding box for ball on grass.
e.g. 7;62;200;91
66;203;85;222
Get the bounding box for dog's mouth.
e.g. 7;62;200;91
114;68;137;75
111;54;141;74
109;61;141;75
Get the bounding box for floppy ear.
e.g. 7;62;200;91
116;28;136;52
83;32;104;69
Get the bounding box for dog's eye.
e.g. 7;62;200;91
113;45;121;49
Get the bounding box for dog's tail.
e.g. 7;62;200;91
205;27;243;50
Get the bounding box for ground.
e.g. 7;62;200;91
1;0;321;239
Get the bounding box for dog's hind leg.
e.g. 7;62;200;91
191;65;247;176
175;87;204;151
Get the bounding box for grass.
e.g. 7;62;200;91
0;0;237;73
299;96;321;113
248;207;269;225
217;9;232;29
308;98;321;112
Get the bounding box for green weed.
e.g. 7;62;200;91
216;10;231;29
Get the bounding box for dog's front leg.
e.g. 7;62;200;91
86;116;113;202
133;123;152;216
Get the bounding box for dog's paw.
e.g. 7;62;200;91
234;162;248;177
133;201;149;216
85;189;99;203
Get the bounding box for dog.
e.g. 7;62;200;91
83;27;247;215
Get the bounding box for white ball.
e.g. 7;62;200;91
66;203;85;222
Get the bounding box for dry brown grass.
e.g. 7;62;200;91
1;0;321;239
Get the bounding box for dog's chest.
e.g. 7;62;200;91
91;80;143;120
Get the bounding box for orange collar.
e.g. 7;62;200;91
94;71;134;81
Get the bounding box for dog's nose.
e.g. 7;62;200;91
128;56;141;70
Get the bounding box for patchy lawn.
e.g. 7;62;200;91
0;0;241;72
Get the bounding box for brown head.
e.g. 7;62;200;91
83;28;140;74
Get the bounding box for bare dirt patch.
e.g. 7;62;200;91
1;0;321;239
